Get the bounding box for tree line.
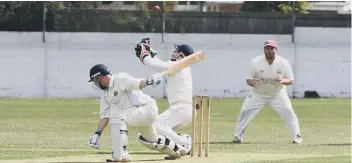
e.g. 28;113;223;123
0;1;336;32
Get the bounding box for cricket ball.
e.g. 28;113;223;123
152;5;161;12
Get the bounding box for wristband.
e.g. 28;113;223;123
140;52;150;62
94;130;102;136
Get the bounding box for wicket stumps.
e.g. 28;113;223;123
191;95;211;157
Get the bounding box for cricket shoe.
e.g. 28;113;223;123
164;155;180;160
232;136;242;144
178;144;191;157
164;150;184;160
292;134;302;144
106;151;130;162
106;157;130;162
179;134;192;155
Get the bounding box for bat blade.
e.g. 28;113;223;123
164;51;204;76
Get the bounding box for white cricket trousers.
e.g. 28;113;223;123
234;90;301;142
154;101;193;145
123;100;159;143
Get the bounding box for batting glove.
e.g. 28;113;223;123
88;134;100;149
146;73;163;87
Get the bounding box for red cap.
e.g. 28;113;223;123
264;40;278;48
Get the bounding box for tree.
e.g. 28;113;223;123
278;1;312;14
241;1;311;14
64;1;100;9
0;1;64;31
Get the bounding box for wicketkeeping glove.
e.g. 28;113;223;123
141;37;151;45
134;43;148;61
140;38;158;57
135;38;157;60
135;43;157;63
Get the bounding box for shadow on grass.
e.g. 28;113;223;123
46;162;105;163
209;141;273;145
95;151;160;155
246;155;351;163
47;160;165;163
308;143;351;147
132;158;165;162
130;152;161;155
95;151;112;154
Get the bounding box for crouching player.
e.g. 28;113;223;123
87;64;188;162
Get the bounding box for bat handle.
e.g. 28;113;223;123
160;71;168;76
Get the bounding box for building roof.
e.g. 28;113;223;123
206;1;244;4
307;1;351;14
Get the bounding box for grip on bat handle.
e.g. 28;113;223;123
195;52;205;61
161;71;168;76
163;67;179;76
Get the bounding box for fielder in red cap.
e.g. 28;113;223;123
233;40;302;144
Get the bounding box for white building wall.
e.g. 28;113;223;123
0;27;349;98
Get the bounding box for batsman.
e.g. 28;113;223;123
233;40;302;144
134;38;195;154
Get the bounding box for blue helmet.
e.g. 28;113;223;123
88;64;111;90
88;64;110;82
174;44;194;57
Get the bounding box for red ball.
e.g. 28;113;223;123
152;5;161;12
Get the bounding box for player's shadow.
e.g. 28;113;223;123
133;159;165;162
47;162;105;163
209;141;240;144
48;160;165;163
308;143;351;147
95;151;160;155
96;151;112;154
130;151;162;155
209;141;271;145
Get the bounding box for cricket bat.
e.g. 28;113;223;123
162;51;205;76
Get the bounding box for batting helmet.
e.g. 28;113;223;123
174;44;194;57
88;64;111;83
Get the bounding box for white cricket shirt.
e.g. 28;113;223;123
143;56;193;105
99;73;154;119
247;55;294;97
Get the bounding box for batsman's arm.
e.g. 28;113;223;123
95;96;111;135
137;78;161;89
139;80;149;89
95;118;109;134
142;56;169;72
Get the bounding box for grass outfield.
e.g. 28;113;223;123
0;98;350;163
